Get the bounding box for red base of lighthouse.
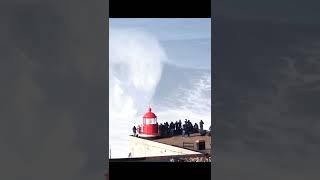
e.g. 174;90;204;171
143;124;158;134
138;133;159;138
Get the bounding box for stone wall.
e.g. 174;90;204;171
128;136;201;158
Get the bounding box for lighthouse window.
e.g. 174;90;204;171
145;118;156;124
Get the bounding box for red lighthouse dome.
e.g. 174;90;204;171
143;107;157;118
138;107;159;138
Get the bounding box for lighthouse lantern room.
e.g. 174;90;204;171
138;107;159;138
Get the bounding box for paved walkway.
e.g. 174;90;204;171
154;133;211;152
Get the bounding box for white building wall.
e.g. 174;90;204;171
128;136;201;158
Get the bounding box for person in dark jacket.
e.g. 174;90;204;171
184;120;190;137
186;127;190;137
182;124;186;137
137;125;141;134
188;120;193;134
164;122;169;137
178;120;182;134
132;126;137;136
199;120;204;135
169;122;175;136
194;123;199;133
159;123;163;137
200;120;204;129
174;121;178;135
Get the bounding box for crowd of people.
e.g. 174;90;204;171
158;119;204;137
132;119;211;138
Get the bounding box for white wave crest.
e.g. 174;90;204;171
109;28;167;158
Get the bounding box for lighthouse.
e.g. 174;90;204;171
138;107;159;138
